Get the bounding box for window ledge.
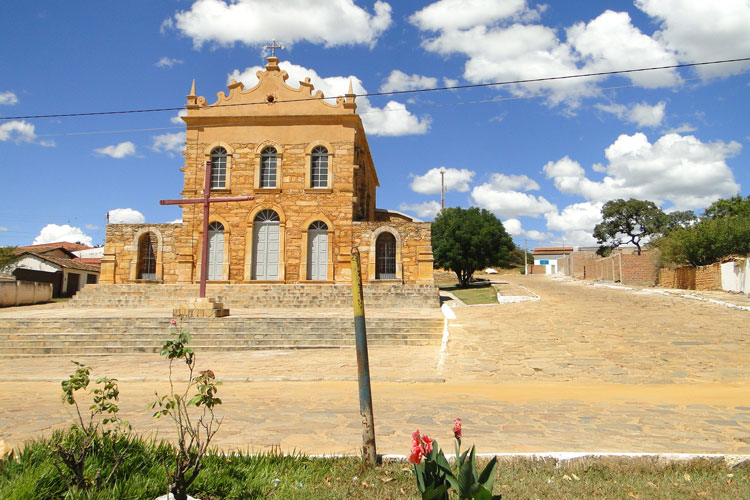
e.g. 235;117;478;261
255;188;281;194
301;280;334;284
304;188;333;194
211;188;231;193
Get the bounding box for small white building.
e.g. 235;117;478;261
531;246;573;274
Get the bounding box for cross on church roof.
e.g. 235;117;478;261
263;39;284;57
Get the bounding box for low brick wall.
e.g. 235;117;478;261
658;263;722;291
0;280;53;307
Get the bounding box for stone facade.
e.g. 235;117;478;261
101;57;434;288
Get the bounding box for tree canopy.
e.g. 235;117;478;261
0;247;18;271
702;195;750;220
431;207;515;287
593;199;669;255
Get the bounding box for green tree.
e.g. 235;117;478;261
657;215;750;266
702;195;750;220
593;199;667;255
0;247;18;271
431;207;515;288
665;210;697;232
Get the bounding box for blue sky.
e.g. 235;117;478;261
1;0;749;249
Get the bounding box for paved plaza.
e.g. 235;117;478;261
1;275;748;457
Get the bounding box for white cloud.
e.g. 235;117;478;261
443;77;459;87
409;167;475;194
0;91;18;105
156;57;183;68
33;224;93;246
108;208;146;224
94;141;136;159
597;100;666;128
152;131;186;156
84;224;100;230
168;218;183;224
380;70;438;92
410;0;527;31
635;0;750;77
483;173;539;191
171;0;392;49
229;61;429;136
412;5;681;106
171;109;188;124
544;202;604;246
543;133;741;211
664;123;696;134
398;200;441;219
0;120;36;143
503;218;553;241
471;173;556;219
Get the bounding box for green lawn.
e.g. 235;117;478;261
439;282;498;305
1;433;747;499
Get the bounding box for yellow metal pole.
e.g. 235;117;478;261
350;247;377;464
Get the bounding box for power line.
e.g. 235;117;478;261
2;57;748;122
33;69;750;139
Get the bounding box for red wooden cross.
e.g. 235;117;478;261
160;160;254;298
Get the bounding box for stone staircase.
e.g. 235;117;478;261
0;315;445;356
67;283;440;309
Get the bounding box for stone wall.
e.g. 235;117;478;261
658;263;722;291
0;280;52;307
100;223;184;284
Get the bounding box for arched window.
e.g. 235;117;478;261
207;221;225;281
260;147;277;188
307;221;328;281
311;146;328;188
375;232;396;279
210;147;227;189
137;232;157;280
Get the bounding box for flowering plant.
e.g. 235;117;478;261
410;418;500;500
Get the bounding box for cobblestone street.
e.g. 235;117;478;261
1;275;748;456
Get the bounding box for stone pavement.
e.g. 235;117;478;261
0;275;748;456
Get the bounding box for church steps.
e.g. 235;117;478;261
0;315;444;354
67;284;440;309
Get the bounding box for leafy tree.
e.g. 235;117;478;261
432;207;515;288
0;246;18;270
593;199;667;255
657;215;750;266
702;195;750;220
665;210;697;232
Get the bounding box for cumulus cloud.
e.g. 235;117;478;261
597;101;666;127
635;0;750;77
409;167;475;194
398;200;441;219
170;0;392;49
156;57;183;68
0;120;36;143
411;3;682;106
229;61;429;136
84;224;100;230
380;70;438;92
410;0;527;31
0;91;18;105
152;131;186;156
503;218;554;241
543;133;741;211
33;224;93;246
471;184;556;219
544;202;603;246
168;218;183;224
482;173;539;191
94;141;136;159
108;208;146;224
171;109;188;124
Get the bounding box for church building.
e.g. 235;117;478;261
99;56;434;289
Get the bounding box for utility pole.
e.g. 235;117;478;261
524;238;528;275
440;167;446;210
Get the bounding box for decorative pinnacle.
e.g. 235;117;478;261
186;78;199;109
189;79;196;96
344;78;357;110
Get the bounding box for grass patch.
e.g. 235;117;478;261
1;431;748;499
439;281;498;305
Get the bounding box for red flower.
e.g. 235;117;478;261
453;418;462;439
421;435;434;454
408;446;423;464
170;318;177;325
